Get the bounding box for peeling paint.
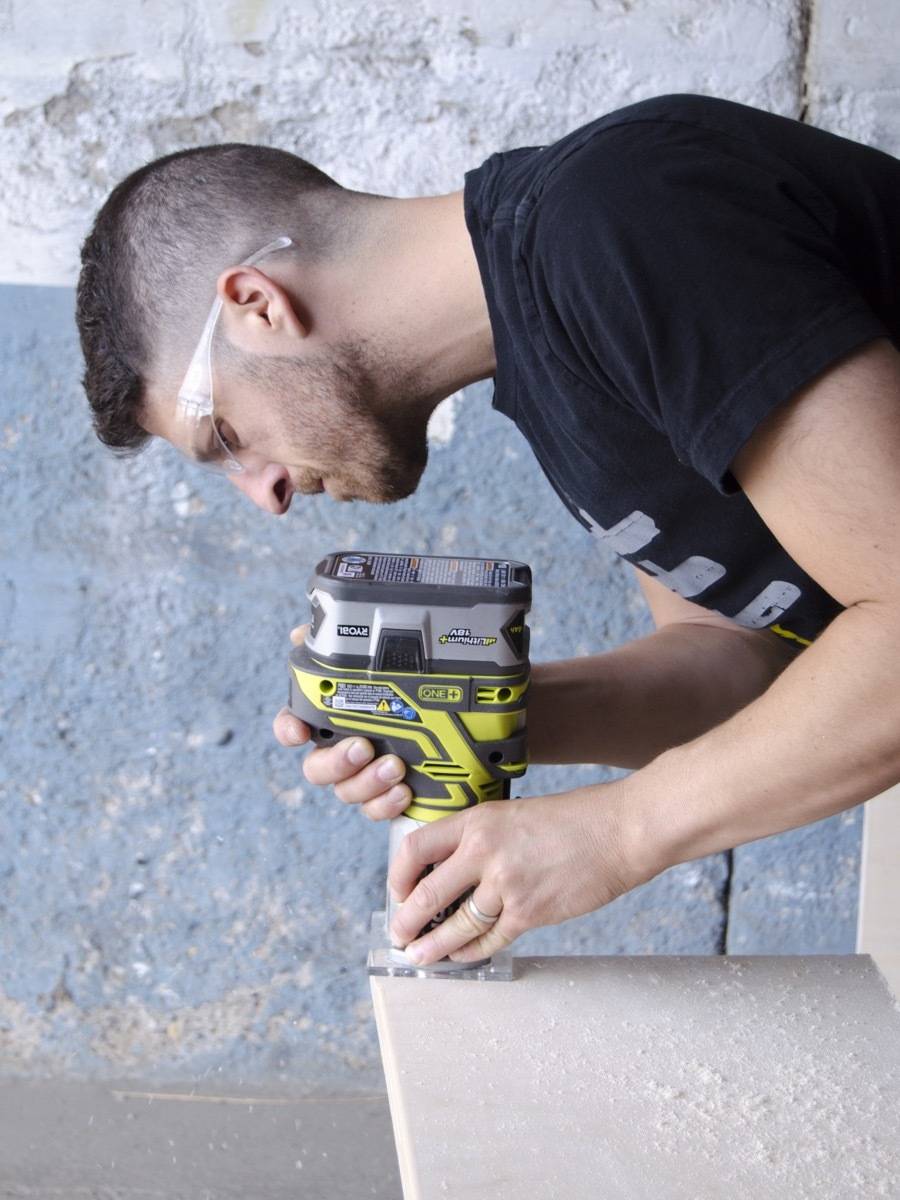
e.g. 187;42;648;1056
0;0;803;286
225;0;272;43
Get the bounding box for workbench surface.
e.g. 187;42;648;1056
372;955;900;1200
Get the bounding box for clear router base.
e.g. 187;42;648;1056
366;911;515;981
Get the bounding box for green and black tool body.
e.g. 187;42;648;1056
288;551;531;979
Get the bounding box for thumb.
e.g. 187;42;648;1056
290;623;310;647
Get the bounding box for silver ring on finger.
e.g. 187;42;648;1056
467;893;502;926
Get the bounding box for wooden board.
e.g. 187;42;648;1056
859;784;900;998
372;955;900;1200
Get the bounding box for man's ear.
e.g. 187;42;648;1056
217;265;308;348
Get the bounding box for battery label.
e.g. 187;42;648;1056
438;627;497;647
324;681;419;722
333;552;511;589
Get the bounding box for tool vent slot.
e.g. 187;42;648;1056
420;760;468;779
480;781;504;801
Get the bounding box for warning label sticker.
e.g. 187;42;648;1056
324;681;419;722
333;552;512;589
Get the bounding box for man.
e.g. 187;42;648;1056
77;94;900;967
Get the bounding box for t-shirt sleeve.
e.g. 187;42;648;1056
522;118;888;493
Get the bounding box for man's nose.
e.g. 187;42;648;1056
227;461;294;514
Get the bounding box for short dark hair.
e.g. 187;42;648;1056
76;144;344;453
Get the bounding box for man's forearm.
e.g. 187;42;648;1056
528;622;794;769
621;601;900;877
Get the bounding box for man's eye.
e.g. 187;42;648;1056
217;422;239;452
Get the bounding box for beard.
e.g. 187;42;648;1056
239;338;431;504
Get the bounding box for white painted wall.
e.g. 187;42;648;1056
807;0;900;150
0;0;806;286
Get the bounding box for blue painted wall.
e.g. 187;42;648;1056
0;284;859;1089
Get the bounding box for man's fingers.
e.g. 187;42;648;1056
389;863;479;949
303;736;375;785
273;706;311;747
275;625;309;745
360;785;413;821
400;892;518;964
388;813;467;902
334;754;406;804
447;920;517;965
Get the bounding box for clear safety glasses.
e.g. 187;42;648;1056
174;236;294;473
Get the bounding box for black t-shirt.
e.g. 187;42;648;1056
464;94;900;647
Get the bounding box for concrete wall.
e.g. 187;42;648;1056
0;0;893;1090
1;0;808;286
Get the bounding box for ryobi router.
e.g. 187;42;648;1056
288;550;532;981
